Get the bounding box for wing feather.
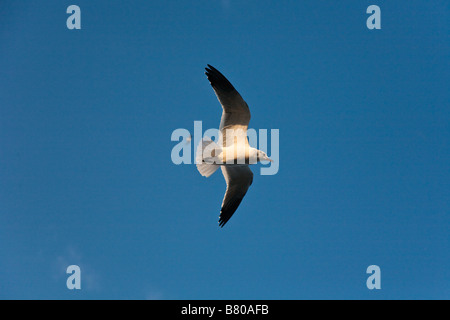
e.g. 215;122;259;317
205;65;251;148
219;166;253;227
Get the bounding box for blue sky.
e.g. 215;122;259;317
0;0;449;299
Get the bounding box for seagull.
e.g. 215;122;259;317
197;65;272;227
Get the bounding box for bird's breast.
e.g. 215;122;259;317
221;146;257;165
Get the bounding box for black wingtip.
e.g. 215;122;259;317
218;217;227;228
217;195;246;228
204;64;236;92
218;209;231;228
205;64;214;74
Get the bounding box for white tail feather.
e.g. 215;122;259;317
196;137;222;178
197;162;219;177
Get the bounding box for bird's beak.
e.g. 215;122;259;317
267;158;274;162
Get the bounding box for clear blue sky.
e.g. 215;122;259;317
0;0;449;299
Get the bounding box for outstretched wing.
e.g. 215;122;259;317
205;65;251;148
219;165;253;227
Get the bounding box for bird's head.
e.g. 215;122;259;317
257;150;273;163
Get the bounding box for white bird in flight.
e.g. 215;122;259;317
197;65;272;227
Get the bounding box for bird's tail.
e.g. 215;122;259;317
196;137;221;178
